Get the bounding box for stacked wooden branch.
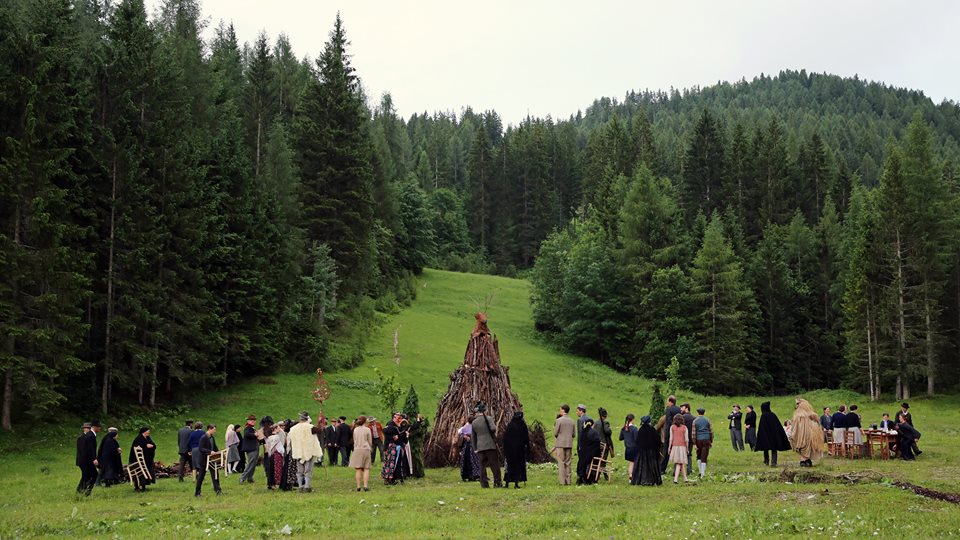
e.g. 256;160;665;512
424;313;550;467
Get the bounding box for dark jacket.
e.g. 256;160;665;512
728;411;742;430
744;410;757;429
241;425;259;453
879;419;896;430
177;426;192;454
193;432;219;469
188;429;204;451
336;422;352;447
831;412;846;429
820;414;833;430
845;413;861;429
77;431;97;467
324;425;338;448
664;405;682;429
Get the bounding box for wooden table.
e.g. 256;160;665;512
862;430;897;460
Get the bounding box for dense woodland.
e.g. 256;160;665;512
3;0;960;429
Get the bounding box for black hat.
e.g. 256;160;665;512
89;419;101;427
475;402;486;413
901;402;910;409
339;415;347;421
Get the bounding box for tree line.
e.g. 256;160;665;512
4;0;960;428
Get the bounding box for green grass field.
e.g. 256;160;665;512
1;269;959;538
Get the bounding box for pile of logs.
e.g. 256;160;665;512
423;313;550;467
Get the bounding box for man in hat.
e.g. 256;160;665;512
553;404;575;485
194;424;222;497
471;402;501;488
177;419;194;482
290;411;323;492
239;415;259;484
337;415;352;466
76;420;100;496
369;416;384;463
899;403;921;456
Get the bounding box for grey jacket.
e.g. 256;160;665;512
471;414;497;452
554;415;575;449
177;426;192;454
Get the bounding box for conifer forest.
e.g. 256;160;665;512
4;0;960;429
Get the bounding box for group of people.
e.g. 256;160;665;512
455;402;530;489
818;402;922;460
75;420;168;496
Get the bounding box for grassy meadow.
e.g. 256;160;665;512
1;269;959;538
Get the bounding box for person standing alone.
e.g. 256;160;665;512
194;424;222;497
177;419;193;481
553;403;576;486
727;405;743;451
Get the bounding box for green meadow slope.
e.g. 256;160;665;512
1;269;959;539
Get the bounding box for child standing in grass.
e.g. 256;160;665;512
669;415;688;484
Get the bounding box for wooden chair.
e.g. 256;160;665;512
824;430;833;455
868;433;889;460
206;450;227;476
125;446;152;489
844;430;860;459
588;443;612;482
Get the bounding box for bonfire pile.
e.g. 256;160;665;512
423;313;550;467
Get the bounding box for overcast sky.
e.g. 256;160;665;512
147;1;960;125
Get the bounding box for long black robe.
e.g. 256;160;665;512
754;402;791;452
631;423;662;486
744;410;758;448
577;425;602;484
97;432;123;486
503;417;529;483
897;422;921;460
129;431;157;486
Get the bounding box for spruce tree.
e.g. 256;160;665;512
292;13;374;295
402;384;420;417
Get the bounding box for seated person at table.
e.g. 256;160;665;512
896;413;920;461
879;413;896;431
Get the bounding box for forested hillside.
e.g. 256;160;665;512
3;0;960;429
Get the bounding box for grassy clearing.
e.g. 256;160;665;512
1;269;959;538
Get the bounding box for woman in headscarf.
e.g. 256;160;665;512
630;416;662;486
225;423;240;473
619;414;639;480
129;427;157;491
97;428;123;486
457;416;481;481
577;419;602;485
503;411;529;488
791;397;824;467
754;402;791;466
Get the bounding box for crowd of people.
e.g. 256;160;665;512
75;396;923;498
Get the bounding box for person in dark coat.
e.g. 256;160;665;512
337;416;352;466
238;415;259;484
97;428;123;487
77;421;101;496
194;424;222;497
631;416;662;486
577;420;602;485
898;403;921;456
754;402;791;466
659;396;682;473
744;405;758;451
502;411;529;488
324;419;339;466
177;419;193;482
619;414;639;479
129;427;157;491
896;412;921;460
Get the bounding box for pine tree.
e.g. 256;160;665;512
690;214;757;394
402;384;420;417
245;30;275;177
682;109;726;221
292;13;374;295
466;123;495;250
648;383;665;421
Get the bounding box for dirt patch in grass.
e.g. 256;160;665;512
894;482;960;504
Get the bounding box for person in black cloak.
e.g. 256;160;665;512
753;402;791;466
503;411;529;489
896;412;921;460
631;416;663;486
97;428;123;487
457;416;481;481
129;427;157;491
576;420;602;485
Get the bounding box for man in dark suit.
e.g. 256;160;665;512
238;415;259;484
177;419;193;482
879;413;896;430
660;396;682;473
194;424;222;497
337;416;352;466
820;407;833;447
324;419;339;466
76;420;100;496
